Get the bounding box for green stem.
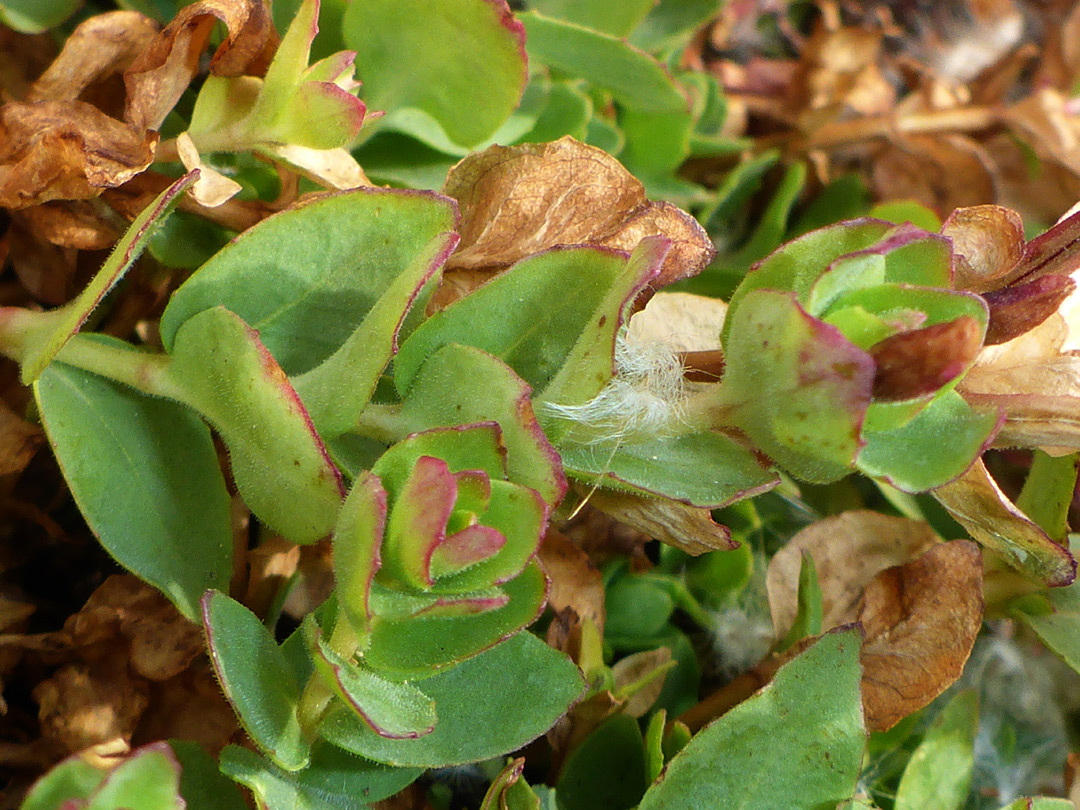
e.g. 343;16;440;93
296;672;335;740
352;401;410;444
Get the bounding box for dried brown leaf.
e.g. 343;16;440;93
442;137;714;285
611;647;672;718
124;0;274;132
873;134;996;215
34;660;149;754
983;273;1076;345
941;204;1025;293
27;12;159;104
176;131;242;208
133;664;239;755
931;458;1076;585
538;530;605;633
19;202;121;250
961;288;1080;454
0;398;42;476
626;292;727;353
766;510;940;640
859;540;983;731
0;101;157;209
590;490;737;556
870;315;983;400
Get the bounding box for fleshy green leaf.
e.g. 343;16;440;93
203;591;310;771
319;631;585;767
21;172;196;384
306;619;437;739
219;743;421;810
995;800;1076;810
20;755;106;810
83;744;183;810
894;690;977;810
528;0;655;37
293;231;457;437
168;307;344;544
717;290;875;483
1012;539;1080;674
638;630;865;810
363;560;548;676
169;741;249;810
396;246;635;396
333;472;386;644
778;552;823;652
558;430;779;507
557;715;648;810
0;0;81;32
161;189;457;375
856;391;1000;492
398;344;567;506
1016;451;1079;542
344;0;527;147
35;361;231;621
520;11;687;114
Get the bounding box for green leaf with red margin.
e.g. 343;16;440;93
363;560;548;676
856;390;1001;492
398;344;567;506
319;630;585;767
716;289;875;484
373;424;508;490
383;455;459;589
219;743;421;809
721;219;895;343
203;591;310;772
558;430;779;507
539;236;666;415
305;618;437;739
343;0;526;147
161;188;457;376
21;172;197;384
395;245;636;397
293;232;458;437
333;471;386;645
167;307;344;544
20;755;104;810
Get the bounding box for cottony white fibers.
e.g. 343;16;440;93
542;328;688;445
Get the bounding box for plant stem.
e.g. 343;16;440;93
296;673;335;741
352;402;410;444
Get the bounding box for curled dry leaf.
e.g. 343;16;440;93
0;397;42;476
872;134;996;215
960;286;1080;455
18;202;122;251
983;273;1076;345
538;530;605;633
766;510;940;640
0;101;157;209
590;489;737;556
176;131;243;208
442;136;715;285
26;11;159;104
124;0;274;132
932;458;1076;586
869;316;983;400
941;205;1025;293
859;540;983;731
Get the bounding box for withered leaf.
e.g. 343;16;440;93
873;134;996;215
766;510;940;640
960;295;1080;455
0;101;157;209
176;131;242;208
538;530;605;633
626;291;727;353
124;0;274;132
27;11;159;104
859;540;983;731
18;202;121;250
941;204;1025;293
0;398;42;476
932;458;1076;585
983;273;1076;345
870;316;983;400
442;137;715;286
590;490;737;556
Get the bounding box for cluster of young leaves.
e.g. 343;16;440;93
6;0;1080;809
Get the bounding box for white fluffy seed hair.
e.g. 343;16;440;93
542;328;688;444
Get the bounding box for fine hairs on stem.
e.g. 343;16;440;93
542;327;689;446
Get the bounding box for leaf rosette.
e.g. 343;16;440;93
326;425;550;681
716;218;1001;490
